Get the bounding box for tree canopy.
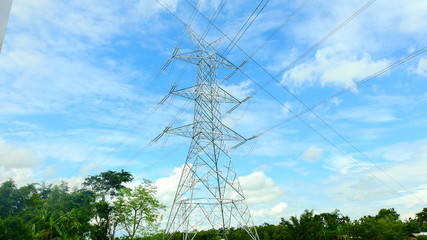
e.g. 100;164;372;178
0;170;164;240
1;173;426;240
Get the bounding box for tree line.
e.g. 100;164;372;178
0;170;164;240
149;208;427;240
1;170;426;240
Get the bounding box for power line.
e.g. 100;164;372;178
222;0;271;57
245;46;427;204
155;0;426;205
115;0;232;171
72;1;206;177
194;0;426;205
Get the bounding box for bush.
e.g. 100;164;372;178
417;235;427;240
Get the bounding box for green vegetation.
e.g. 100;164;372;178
0;170;165;240
155;208;427;240
1;173;426;240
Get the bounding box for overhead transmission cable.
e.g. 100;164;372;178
221;0;308;121
118;0;273;172
201;0;427;205
248;46;427;203
155;0;426;205
77;2;205;175
201;0;226;39
220;0;309;121
116;0;231;168
185;0;427;205
253;46;427;139
222;0;271;57
122;99;193;166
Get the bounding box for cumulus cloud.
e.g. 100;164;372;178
221;80;253;100
239;171;284;204
155;166;182;207
252;202;287;217
0;139;40;168
411;56;427;76
154;167;287;224
51;175;86;189
0;140;41;185
0;167;36;186
300;146;323;162
282;46;389;90
320;139;427;219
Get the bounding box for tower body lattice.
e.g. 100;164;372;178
164;29;259;240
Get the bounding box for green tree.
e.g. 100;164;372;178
0;215;32;240
417;208;427;223
83;170;134;240
404;217;421;236
84;169;134;197
376;216;405;240
27;182;96;239
112;179;166;240
416;208;427;232
318;210;350;240
280;210;322;240
376;208;400;221
0;179;95;240
0;180;38;218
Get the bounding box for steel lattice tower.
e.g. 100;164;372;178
163;28;259;240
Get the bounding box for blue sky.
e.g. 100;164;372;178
1;0;427;225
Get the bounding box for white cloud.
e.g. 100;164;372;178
221;80;253;100
0;167;36;186
0;49;136;115
282;46;389;90
385;184;427;209
290;0;427;53
51;175;86;189
42;165;56;177
0;139;40;168
300;146;323;162
155;166;182;207
154;168;287;224
323;155;364;175
251;202;287;217
135;0;180;19
383;0;427;36
412;56;427;76
274;160;298;168
239;171;288;223
320;139;427;219
330;106;398;123
80;163;100;174
239;171;283;204
376;139;427;162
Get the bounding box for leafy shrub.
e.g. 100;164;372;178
417;235;427;240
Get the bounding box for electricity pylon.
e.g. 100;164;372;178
163;28;259;240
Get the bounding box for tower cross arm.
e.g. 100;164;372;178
171;84;240;103
174;51;237;69
165;122;247;142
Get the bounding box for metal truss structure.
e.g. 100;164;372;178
163;28;259;240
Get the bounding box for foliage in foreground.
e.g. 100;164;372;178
139;208;427;240
0;170;165;240
1;172;426;240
